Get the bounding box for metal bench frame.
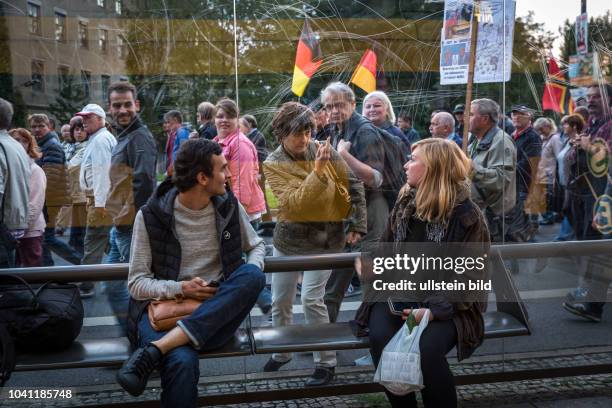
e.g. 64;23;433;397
4;240;612;405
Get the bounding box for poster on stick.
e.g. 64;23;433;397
575;13;588;55
440;0;516;85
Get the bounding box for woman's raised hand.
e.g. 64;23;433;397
314;137;332;175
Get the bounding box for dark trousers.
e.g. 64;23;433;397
138;263;265;408
42;205;82;266
69;203;87;255
368;302;458;408
16;235;43;267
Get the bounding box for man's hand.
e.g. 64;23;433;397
402;308;433;323
94;207;107;218
346;231;363;245
579;134;591;151
189;131;199;139
181;277;219;301
337;139;352;155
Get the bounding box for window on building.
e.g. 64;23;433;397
31;60;44;92
55;12;66;42
78;21;89;48
115;1;122;15
58;66;70;90
117;34;126;59
101;75;111;101
81;70;91;98
97;0;105;7
99;29;108;53
27;2;41;36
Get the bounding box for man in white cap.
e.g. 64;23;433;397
77;103;117;297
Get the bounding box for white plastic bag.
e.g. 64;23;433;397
373;309;430;395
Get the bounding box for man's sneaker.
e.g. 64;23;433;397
305;366;335;387
566;287;588;303
562;302;602;323
263;357;291;372
116;344;162;396
78;283;95;299
353;354;373;366
344;283;362;298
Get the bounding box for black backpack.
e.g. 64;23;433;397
0;275;84;386
377;128;408;209
353;120;407;209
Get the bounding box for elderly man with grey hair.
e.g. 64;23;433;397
0;98;31;268
430;111;462;147
319;81;389;326
467;98;517;242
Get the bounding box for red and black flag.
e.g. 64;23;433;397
291;20;323;97
542;57;575;114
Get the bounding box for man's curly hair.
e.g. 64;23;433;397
172;138;223;192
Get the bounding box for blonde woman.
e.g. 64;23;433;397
356;138;490;407
363;91;411;155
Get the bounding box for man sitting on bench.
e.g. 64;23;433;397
116;139;266;407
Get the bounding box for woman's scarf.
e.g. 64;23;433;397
390;182;470;244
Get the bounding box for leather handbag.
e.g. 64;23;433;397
148;298;202;331
324;162;352;220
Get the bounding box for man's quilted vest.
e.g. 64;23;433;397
126;180;244;348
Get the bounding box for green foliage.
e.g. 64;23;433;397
48;75;88;126
560;11;612;63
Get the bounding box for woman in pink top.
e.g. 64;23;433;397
9;128;47;267
213;98;266;223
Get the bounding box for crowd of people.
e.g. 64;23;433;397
0;79;610;408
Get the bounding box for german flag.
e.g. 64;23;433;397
291;20;322;97
350;49;377;93
542;57;575;114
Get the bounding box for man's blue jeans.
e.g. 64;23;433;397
104;227;132;334
137;263;265;408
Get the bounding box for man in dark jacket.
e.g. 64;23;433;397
563;84;612;322
116;139;265;405
29;113;80;266
239;114;268;164
508;105;542;241
194;101;217;140
320;82;386;323
104;81;158;333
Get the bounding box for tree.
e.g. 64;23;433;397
560;11;612;63
48;75;88;127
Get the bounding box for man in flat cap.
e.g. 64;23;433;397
508;104;542;242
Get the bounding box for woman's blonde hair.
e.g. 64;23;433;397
411;138;471;223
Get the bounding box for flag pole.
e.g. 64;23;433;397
462;1;480;154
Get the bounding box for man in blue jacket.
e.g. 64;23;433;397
28;113;80;266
